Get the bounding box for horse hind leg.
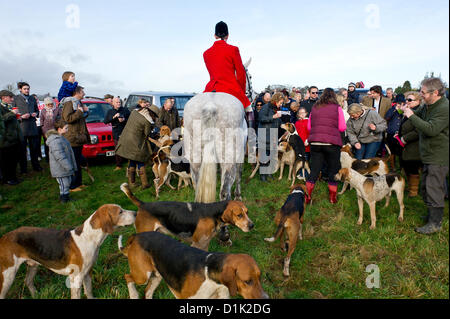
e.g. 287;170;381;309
190;162;201;192
234;163;243;201
220;163;235;201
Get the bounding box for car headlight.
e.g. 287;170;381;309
90;135;98;144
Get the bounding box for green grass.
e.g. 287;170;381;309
0;159;448;299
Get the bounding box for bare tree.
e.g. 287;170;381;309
4;83;17;94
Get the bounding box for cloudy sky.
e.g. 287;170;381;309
0;0;448;98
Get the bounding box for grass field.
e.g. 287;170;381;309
0;158;448;299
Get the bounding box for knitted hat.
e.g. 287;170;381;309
43;96;54;105
215;21;229;38
348;82;356;88
394;93;406;104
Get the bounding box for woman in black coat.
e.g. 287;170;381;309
257;92;283;181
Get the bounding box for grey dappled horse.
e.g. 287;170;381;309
183;59;254;203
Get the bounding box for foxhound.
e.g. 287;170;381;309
335;168;405;229
0;204;136;299
279;123;310;185
120;183;254;251
339;144;390;194
118;231;268;299
264;184;308;277
150;139;193;198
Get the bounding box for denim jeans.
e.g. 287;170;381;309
354;141;382;160
129;160;145;170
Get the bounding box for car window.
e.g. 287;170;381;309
159;96;193;111
83;103;112;123
126;95;153;110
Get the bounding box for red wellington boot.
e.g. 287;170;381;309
328;184;338;204
305;181;315;204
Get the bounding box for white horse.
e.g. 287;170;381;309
183;59;254;203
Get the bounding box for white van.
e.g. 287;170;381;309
124;91;195;118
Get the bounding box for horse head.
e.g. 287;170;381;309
243;58;257;103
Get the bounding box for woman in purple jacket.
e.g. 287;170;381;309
306;88;347;204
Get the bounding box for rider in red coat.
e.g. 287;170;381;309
203;21;251;110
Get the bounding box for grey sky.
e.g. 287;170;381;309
0;0;448;97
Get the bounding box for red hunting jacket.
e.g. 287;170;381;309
203;40;251;108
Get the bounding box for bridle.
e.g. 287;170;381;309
245;67;255;103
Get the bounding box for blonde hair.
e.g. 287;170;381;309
347;103;364;115
137;99;149;106
270;92;284;104
404;91;422;104
336;93;345;108
62;71;75;81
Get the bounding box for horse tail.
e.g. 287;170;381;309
195;101;217;203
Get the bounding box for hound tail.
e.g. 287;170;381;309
264;215;288;243
118;234;136;257
120;183;143;208
195;101;217;203
382;144;392;161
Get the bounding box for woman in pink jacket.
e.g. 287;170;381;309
39;97;62;161
306;88;347;204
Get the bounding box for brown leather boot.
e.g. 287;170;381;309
138;166;150;189
127;167;136;187
408;174;420;197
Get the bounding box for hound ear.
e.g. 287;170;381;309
221;262;238;296
91;205;115;234
340;168;350;181
244;57;252;68
221;202;234;224
297;184;310;201
289;124;295;133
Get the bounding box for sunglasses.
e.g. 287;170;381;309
310;92;318;95
406;99;416;102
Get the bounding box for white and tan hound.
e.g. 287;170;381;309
335;168;405;229
0;204;136;299
150;139;193;198
339;144;390;194
119;231;268;299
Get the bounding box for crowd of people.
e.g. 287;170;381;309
0;71;181;202
1;75;449;234
249;78;448;234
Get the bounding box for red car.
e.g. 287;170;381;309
80;98;116;158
